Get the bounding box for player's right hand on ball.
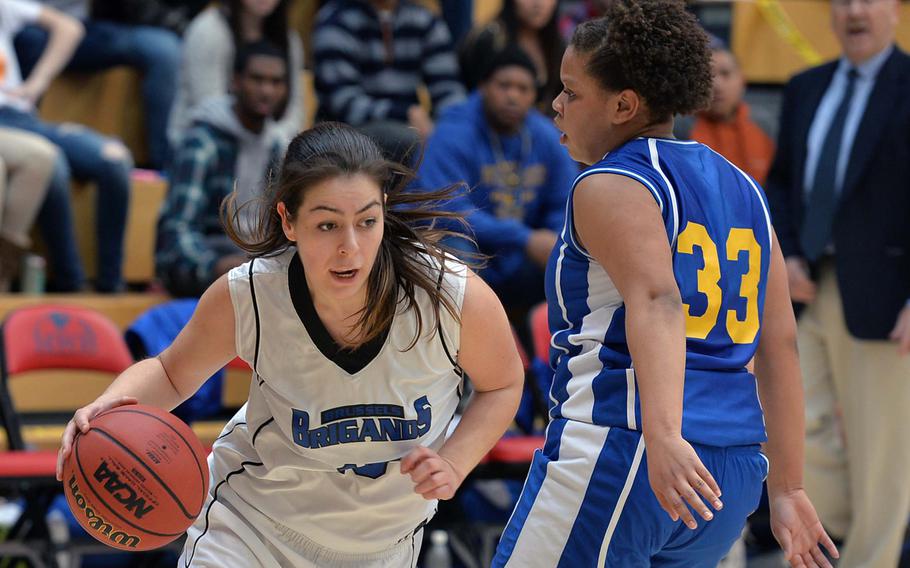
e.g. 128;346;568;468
56;395;138;481
644;434;723;530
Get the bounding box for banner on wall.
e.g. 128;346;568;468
732;0;910;83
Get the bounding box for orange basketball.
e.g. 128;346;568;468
62;404;209;551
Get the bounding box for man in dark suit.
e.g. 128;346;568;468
765;1;910;566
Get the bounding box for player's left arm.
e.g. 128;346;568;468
574;173;722;529
401;271;524;500
754;229;839;567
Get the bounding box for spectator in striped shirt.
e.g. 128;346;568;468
313;0;465;163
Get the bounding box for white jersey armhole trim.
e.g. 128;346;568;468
227;262;251;365
551;240;572;357
647;139;681;246
434;255;469;372
567;167;667;260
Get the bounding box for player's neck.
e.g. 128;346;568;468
633;119;675;141
311;293;364;322
311;293;369;348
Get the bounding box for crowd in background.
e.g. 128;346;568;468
0;0;907;566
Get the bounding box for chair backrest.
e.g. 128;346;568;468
2;305;133;374
0;305;133;450
511;327;530;372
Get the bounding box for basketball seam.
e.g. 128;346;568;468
102;407;207;509
184;460;265;567
91;427;199;521
72;432;185;538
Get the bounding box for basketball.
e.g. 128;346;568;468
61;404;209;551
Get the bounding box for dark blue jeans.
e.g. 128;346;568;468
15;20;180;169
38;154;85;292
0;108;132;292
441;0;474;44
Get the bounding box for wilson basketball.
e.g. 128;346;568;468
62;404;209;551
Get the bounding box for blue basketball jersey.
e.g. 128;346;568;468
545;137;772;446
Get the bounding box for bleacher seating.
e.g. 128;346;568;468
34;170;168;285
0;0;510;455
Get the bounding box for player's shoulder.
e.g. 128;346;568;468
580;139;659;184
229;248;296;284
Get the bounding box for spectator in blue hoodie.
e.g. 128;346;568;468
156;40;286;298
419;45;577;313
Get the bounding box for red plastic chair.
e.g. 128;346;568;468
529;301;550;363
226;356;251;370
0;305;133;567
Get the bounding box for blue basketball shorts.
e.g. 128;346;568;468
492;420;768;567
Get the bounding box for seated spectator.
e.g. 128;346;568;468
92;0;208;36
169;0;304;149
156;41;288;298
440;0;473;44
0;127;58;290
0;0;131;293
313;0;465;163
418;46;576;315
459;0;563;115
14;0;184;170
674;39;775;184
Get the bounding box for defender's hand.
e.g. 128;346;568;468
645;434;723;530
770;488;839;568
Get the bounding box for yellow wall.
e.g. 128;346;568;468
733;1;910;83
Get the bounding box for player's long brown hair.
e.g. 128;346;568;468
223;122;473;349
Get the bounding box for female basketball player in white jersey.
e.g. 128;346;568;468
493;1;838;567
56;122;525;567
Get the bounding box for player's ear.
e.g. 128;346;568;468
612;89;642;125
277;202;297;242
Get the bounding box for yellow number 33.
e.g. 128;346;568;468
677;222;761;344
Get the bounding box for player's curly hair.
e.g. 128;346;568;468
570;0;713;123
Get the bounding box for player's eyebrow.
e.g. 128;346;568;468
310;201;381;214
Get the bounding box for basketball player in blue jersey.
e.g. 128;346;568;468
55;122;525;567
493;1;839;567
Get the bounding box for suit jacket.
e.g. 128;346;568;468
765;46;910;339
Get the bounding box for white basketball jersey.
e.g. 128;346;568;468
205;248;465;554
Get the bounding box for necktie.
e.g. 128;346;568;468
800;69;858;261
